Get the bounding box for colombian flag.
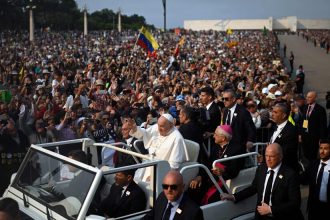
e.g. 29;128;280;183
137;26;159;53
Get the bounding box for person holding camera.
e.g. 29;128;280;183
91;112;118;166
0;116;30;195
55;110;77;141
29;119;57;144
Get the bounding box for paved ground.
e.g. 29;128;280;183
278;33;330;219
278;34;330;108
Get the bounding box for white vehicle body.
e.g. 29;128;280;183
2;138;263;220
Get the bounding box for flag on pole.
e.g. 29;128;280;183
136;26;159;53
19;67;25;82
226;28;233;35
174;28;181;35
178;36;185;47
174;36;185;57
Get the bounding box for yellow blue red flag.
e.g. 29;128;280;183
137;26;159;53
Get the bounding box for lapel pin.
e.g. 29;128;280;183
279;175;283;179
126;191;130;196
278;134;282;138
176;208;182;214
234;113;237;117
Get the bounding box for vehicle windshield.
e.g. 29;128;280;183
13;148;96;219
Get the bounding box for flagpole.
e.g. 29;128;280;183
133;27;142;51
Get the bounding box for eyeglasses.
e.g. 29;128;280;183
102;117;110;121
222;97;230;101
162;184;179;190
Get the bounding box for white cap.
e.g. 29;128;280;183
76;117;85;126
147;96;153;102
161;113;174;123
275;91;282;96
262;87;269;94
267;83;277;91
36;85;44;90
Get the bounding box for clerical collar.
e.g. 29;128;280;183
220;143;228;149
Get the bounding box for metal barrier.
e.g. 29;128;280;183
93;142;151;161
256;126;272;143
180;164;224;194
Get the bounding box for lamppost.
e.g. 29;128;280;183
83;4;88;36
118;8;122;33
26;0;36;42
162;0;166;32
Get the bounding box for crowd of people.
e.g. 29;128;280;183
298;30;330;53
0;28;330;219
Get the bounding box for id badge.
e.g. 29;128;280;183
303;120;308;129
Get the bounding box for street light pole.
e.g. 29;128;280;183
26;0;36;42
162;0;166;32
83;4;88;36
118;8;122;33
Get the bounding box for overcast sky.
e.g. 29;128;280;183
76;0;330;28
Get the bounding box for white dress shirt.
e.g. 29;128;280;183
270;121;287;143
228;104;237;124
318;159;330;202
164;193;184;220
262;163;282;205
206;101;214;110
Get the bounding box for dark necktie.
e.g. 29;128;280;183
316;162;326;198
226;110;231;125
307;105;312;118
163;203;173;220
115;186;124;204
264;170;274;204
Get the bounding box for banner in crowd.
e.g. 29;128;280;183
137;26;159;54
174;36;185;57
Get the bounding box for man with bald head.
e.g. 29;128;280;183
300;91;327;162
128;113;189;170
143;170;204;220
221;143;303;220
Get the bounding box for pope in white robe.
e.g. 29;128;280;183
129;114;189;170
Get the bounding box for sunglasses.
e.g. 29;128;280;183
222;97;230;101
162;184;179;190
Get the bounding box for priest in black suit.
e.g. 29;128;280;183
269;102;300;172
300;139;330;220
221;143;304;220
221;90;256;152
300;91;327;162
100;169;146;218
143;170;204;220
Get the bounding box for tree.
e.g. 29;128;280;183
0;0;154;31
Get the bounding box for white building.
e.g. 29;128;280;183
184;16;330;32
